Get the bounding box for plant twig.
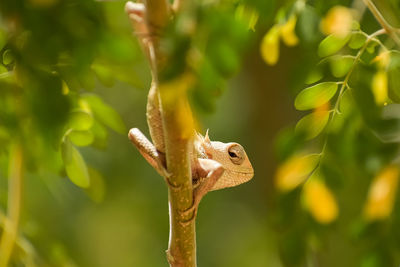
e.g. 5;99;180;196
0;142;24;267
0;211;38;266
364;0;400;47
316;29;386;169
161;94;196;267
134;0;198;265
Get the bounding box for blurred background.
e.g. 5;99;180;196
1;0;400;266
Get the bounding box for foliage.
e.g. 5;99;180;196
270;1;400;266
1;0;400;266
0;0;141;264
0;0;268;265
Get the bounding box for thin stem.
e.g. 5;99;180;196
0;211;38;265
144;0;170;35
0;142;24;267
317;29;385;166
138;0;197;265
364;0;400;47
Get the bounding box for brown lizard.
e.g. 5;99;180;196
125;1;254;217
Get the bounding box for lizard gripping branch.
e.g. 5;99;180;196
126;2;197;265
125;1;254;266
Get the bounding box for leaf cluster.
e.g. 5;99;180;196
159;1;257;112
273;2;400;266
0;0;142;264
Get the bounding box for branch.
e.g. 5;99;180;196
0;142;23;267
364;0;400;47
128;0;198;265
160;78;196;267
0;211;38;265
144;0;170;33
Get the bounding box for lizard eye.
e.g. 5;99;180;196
228;144;245;165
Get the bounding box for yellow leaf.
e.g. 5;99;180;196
320;6;353;37
260;25;280;65
372;70;388;105
159;74;195;139
364;165;399;221
280;16;299;47
62;81;69;95
275;154;320;192
303;177;339;224
372;51;390;68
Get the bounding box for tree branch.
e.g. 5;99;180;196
131;0;198;265
160;78;196;267
0;142;24;267
364;0;400;47
144;0;170;33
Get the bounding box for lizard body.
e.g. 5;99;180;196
128;127;254;189
129;127;254;215
126;1;254;215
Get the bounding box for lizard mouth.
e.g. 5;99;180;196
225;168;254;182
227;168;254;176
210;168;254;191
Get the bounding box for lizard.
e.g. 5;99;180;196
125;1;254;218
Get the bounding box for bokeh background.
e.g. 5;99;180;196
1;0;400;266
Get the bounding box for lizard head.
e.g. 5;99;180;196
196;130;254;190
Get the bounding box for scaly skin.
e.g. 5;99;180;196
126;0;254;214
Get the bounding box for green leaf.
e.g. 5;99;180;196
366;40;379;54
68;110;94;131
318;34;350;57
351;21;360;31
61;138;90;188
348;32;366;49
329;56;354;78
295;82;338;110
328;110;346;133
2;49;14;65
295;111;330;139
81;94;126;134
339;89;353;113
235;4;259;31
68;130;94;147
305;68;323;84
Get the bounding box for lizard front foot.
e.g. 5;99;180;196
128;128;180;190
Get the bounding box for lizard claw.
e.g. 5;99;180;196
179;196;198;218
165;178;182;192
160;166;172;179
178;206;197;227
159;168;182;191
